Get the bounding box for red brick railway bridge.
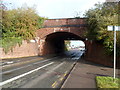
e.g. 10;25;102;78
37;18;88;55
36;18;119;67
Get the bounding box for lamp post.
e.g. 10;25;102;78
107;26;120;79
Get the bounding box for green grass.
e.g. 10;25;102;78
96;76;120;88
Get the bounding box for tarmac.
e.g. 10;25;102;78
61;58;120;89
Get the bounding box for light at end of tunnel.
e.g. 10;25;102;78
64;40;85;51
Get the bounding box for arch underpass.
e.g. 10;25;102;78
37;18;87;55
42;32;85;55
35;18;119;67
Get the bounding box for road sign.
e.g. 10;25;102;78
107;26;113;31
115;26;120;31
107;26;120;31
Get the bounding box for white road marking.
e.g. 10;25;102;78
71;57;80;60
0;62;54;86
0;62;7;66
6;61;14;64
1;58;54;75
2;57;57;68
21;62;65;88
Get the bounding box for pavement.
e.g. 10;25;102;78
61;58;120;88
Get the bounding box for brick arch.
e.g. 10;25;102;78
45;31;85;41
38;31;86;55
36;18;88;55
37;18;87;40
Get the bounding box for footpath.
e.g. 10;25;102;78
61;58;119;88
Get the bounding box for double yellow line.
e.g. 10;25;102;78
52;71;68;88
52;81;58;88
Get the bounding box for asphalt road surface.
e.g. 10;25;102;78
1;50;84;88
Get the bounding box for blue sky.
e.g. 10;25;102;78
3;0;105;19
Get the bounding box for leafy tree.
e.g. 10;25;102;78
1;4;45;53
64;40;71;51
85;2;120;56
65;40;71;47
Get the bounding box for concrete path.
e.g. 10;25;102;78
61;59;119;88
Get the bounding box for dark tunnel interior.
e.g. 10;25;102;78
43;32;85;55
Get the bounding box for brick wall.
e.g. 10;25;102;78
37;27;86;39
43;18;86;26
1;40;39;59
85;41;120;68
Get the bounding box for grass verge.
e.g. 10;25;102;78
96;76;120;88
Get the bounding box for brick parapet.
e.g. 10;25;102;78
43;18;87;27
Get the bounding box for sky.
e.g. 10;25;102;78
3;0;106;19
70;40;85;47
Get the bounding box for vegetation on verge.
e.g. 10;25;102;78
96;76;120;88
84;2;120;56
64;40;71;51
1;3;45;53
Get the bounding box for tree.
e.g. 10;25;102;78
1;5;45;53
65;40;71;46
65;40;71;51
84;2;120;56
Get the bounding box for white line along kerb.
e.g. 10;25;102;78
0;62;54;86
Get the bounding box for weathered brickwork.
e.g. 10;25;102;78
37;18;87;55
37;18;87;39
85;41;120;68
43;18;86;26
1;40;38;59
